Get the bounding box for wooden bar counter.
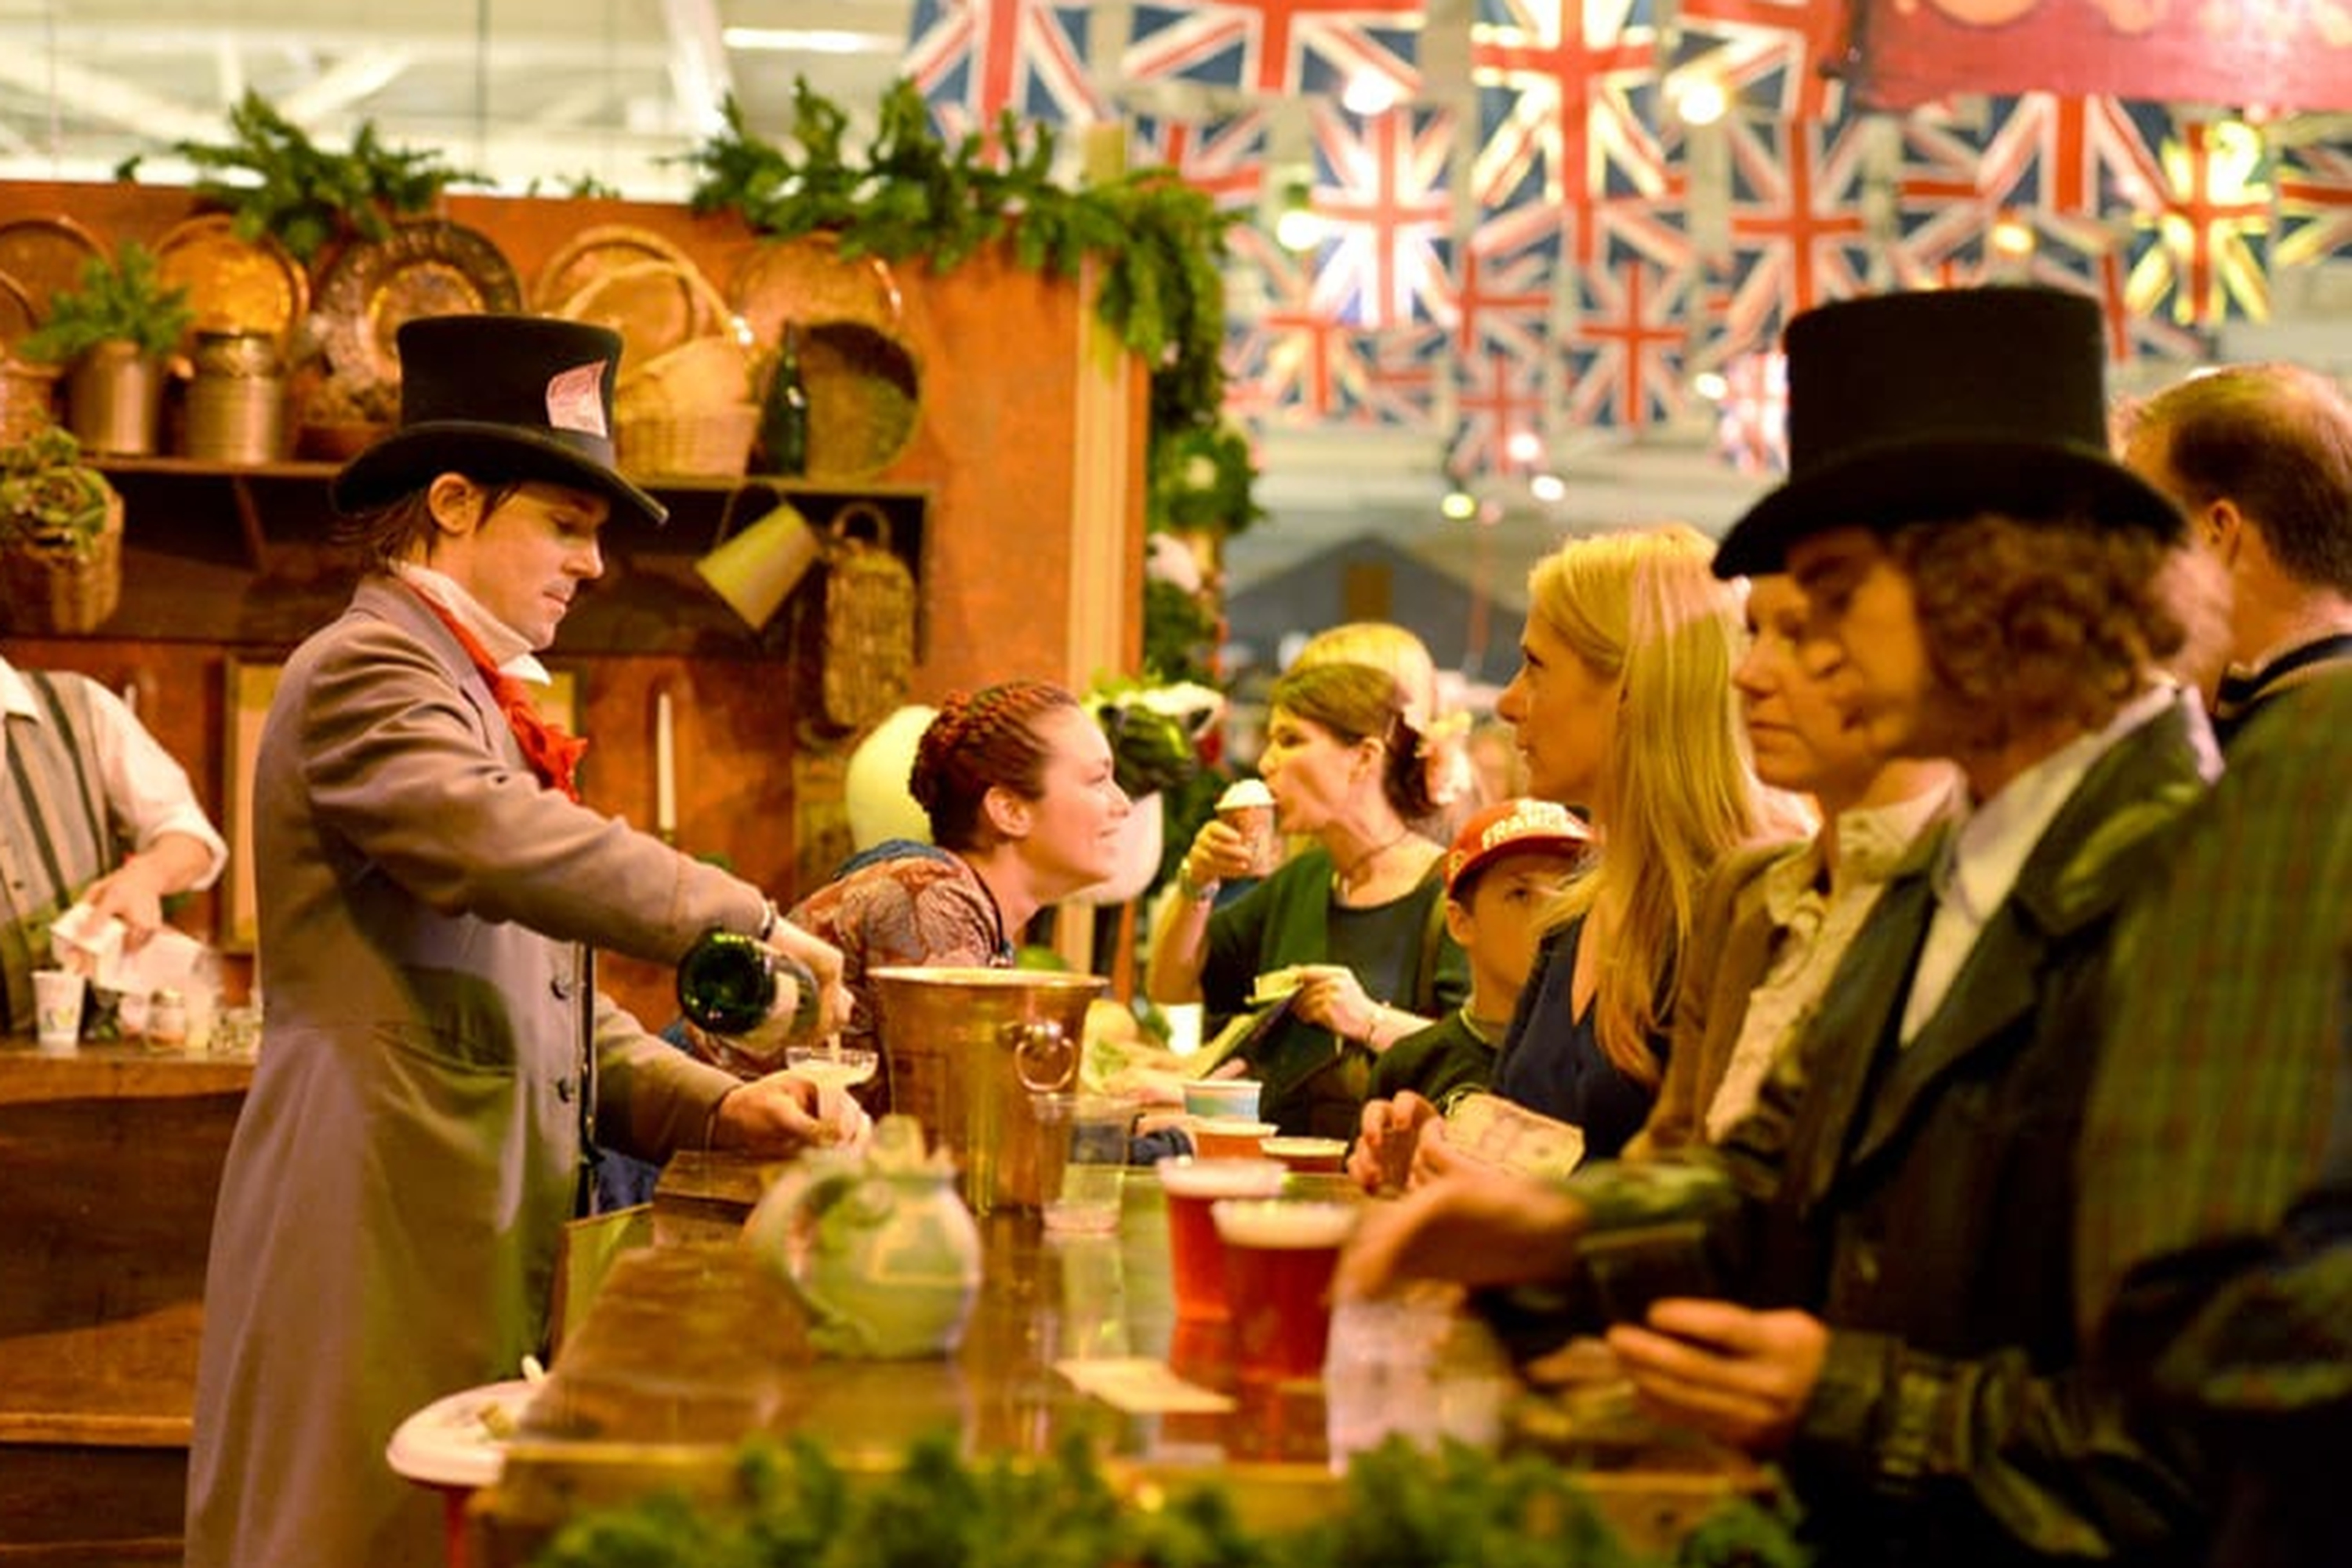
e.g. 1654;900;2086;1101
0;1040;253;1565
472;1152;1759;1566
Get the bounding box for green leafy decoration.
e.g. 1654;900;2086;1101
16;242;194;363
523;1431;1808;1568
681;79;1237;442
155;90;490;261
0;425;113;558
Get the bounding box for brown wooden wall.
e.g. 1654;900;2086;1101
0;180;1148;1022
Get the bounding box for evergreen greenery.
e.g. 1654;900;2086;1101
137;90;490;261
526;1431;1812;1568
680;78;1237;448
16;242;194;363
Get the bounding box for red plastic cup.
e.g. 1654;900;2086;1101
1211;1199;1360;1388
1155;1157;1287;1323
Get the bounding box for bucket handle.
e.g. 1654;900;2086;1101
1007;1020;1077;1093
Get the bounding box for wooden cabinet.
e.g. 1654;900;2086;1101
0;1044;253;1565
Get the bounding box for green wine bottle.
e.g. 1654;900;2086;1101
757;324;810;477
676;928;818;1039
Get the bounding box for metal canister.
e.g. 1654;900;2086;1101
183;330;285;464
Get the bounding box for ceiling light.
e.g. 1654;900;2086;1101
1693;369;1730;401
1341;71;1399;117
1275;180;1323;252
1530;473;1566;503
1440;488;1479;521
1505;430;1544;466
1989;211;2037;258
1671;76;1729;128
722;27;896;56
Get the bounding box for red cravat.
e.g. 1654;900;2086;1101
408;584;588;802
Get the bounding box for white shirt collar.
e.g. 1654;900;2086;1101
0;658;38;721
1938;684;2178;924
1761;775;1961;924
392;562;552;684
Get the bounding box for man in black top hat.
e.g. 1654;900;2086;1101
187;315;852;1568
1338;287;2228;1568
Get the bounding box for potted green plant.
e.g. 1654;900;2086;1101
18;241;194;457
133;90;489;263
0;423;123;632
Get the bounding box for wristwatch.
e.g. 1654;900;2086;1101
1176;864;1221;905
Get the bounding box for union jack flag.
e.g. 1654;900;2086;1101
2109;111;2271;326
1452;343;1554;477
1308;103;1458;329
1451;197;1560;367
1672;0;1850;122
2019;214;2208;364
1225;228;1380;423
1889;104;1991;288
1362;323;1449;427
2277;141;2352;270
1709;111;1875;362
1711;348;1788;475
1470;0;1675;267
1564;251;1693;432
1129;111;1270;212
1121;0;1421;100
905;0;1107;140
1973;93;2169;219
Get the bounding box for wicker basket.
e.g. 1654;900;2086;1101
614;402;760;479
1;483;124;633
0;359;61;445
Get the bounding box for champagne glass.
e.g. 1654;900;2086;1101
785;1040;879;1127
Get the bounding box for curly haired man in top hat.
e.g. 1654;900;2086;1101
187;315;854;1568
1338;287;2232;1568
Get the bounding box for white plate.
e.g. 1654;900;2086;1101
384;1376;539;1490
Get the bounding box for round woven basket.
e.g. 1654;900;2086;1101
1;484;124;633
615;403;760;479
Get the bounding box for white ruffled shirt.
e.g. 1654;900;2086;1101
391;561;554;685
1703;779;1961;1140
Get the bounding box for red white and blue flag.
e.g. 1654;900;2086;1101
1120;0;1422;100
1452;343;1554;477
1564;251;1694;431
1671;0;1849;122
1128;111;1271;212
1308;103;1459;329
904;0;1108;138
2277;141;2352;270
1470;0;1676;267
1709;111;1876;361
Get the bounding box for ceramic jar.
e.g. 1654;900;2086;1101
742;1118;982;1359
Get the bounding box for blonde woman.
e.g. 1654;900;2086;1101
1483;523;1796;1156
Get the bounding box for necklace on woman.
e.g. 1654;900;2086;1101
1331;828;1413;898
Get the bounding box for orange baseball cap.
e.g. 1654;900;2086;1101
1444;797;1593;896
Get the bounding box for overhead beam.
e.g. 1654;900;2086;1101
657;0;733;135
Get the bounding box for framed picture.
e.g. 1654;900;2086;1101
220;658;585;953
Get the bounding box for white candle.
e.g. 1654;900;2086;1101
654;689;677;837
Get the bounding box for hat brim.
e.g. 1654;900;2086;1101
1712;437;2183;579
1450;829;1592;895
332;421;668;528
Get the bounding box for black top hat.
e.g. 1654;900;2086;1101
1711;288;2182;579
332;314;667;528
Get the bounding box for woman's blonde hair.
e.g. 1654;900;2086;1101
1530;524;1777;1084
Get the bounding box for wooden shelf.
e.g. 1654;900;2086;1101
73;458;928;658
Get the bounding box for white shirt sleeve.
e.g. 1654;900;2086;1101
78;681;230;890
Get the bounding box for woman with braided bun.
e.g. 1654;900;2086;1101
1147;660;1471;1141
787;680;1132;1093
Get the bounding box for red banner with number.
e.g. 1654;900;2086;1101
1854;0;2352;114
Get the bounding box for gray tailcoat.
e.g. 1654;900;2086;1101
187;578;771;1568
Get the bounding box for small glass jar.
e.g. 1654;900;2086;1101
147;987;189;1048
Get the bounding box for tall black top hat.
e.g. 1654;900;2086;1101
1711;288;2182;579
332;314;667;528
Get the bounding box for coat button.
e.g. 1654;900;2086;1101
556;1076;576;1103
551;975;579;1000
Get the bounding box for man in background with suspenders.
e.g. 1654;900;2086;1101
0;652;226;1029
